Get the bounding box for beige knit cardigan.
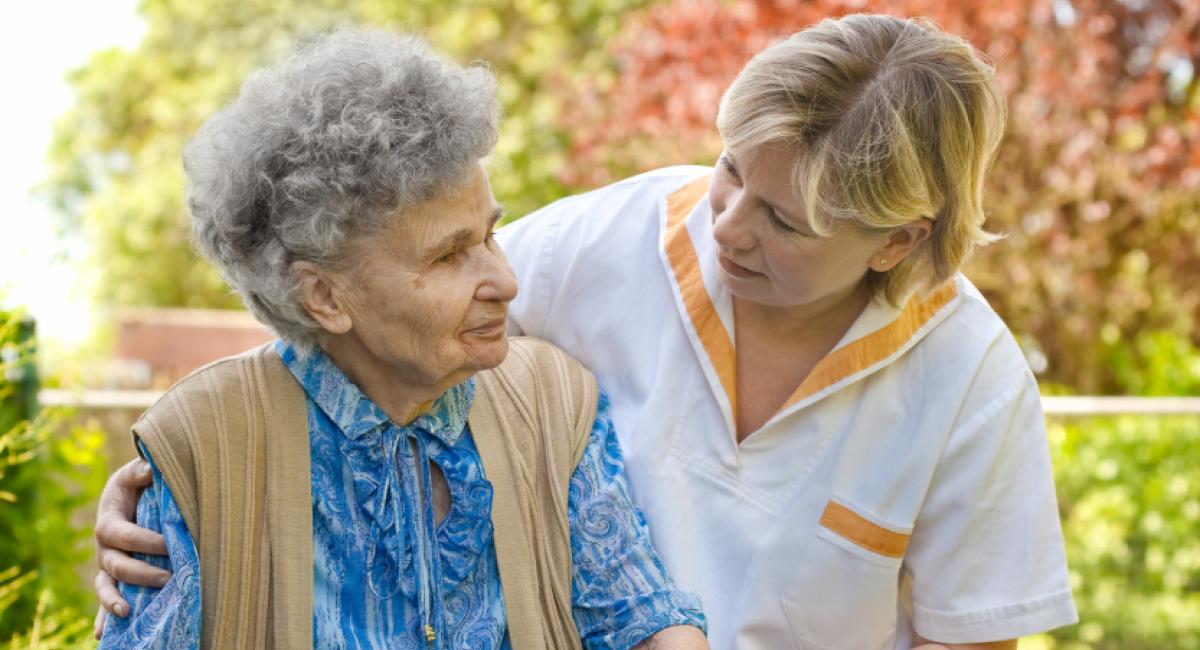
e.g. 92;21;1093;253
131;337;597;649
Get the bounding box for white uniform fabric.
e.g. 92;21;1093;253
497;166;1078;649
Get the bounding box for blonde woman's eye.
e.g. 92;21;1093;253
767;209;797;233
719;156;739;178
769;209;818;238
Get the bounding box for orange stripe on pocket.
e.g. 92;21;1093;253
818;501;910;559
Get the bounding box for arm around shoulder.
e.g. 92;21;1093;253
97;447;202;648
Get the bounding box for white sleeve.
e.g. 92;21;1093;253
496;167;707;341
905;369;1078;643
495;204;567;338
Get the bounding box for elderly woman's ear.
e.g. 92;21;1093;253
870;218;933;272
292;261;354;335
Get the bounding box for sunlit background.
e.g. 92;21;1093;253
0;0;144;345
1;0;1197;647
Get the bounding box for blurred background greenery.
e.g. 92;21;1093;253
1;0;1197;647
1;306;107;647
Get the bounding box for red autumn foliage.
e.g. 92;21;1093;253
557;0;1200;393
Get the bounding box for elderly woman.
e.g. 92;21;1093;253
94;29;707;650
98;14;1078;650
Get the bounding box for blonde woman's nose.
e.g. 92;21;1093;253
712;200;756;252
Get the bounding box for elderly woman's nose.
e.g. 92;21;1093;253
475;251;518;302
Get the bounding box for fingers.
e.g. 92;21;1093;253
94;570;129;621
91;458;167;628
114;458;153;490
98;459;153;520
96;513;168;557
92;458;169;610
99;544;171;588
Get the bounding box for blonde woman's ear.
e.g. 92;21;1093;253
874;219;933;270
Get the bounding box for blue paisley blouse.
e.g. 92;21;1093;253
99;341;705;649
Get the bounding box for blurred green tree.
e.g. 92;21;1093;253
0;305;105;645
44;0;648;311
555;0;1200;394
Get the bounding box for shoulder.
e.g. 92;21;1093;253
133;343;283;454
923;276;1030;374
497;168;711;337
140;343;276;419
474;338;600;451
548;165;713;214
497;166;711;287
499;166;711;243
162;343;275;398
489;337;598;403
914;276;1038;417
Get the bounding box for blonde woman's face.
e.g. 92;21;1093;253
708;145;885;308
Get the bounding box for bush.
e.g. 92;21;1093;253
0;307;104;648
1048;412;1200;649
1041;332;1200;648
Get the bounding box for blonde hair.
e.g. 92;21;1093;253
716;14;1006;305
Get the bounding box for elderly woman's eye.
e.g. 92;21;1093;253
436;249;461;264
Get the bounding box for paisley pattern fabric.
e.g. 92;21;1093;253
99;442;202;648
99;341;705;649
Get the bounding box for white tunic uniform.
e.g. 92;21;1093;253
497;166;1078;649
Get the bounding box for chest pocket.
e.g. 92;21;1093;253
781;499;910;650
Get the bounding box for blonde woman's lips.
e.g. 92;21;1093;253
718;252;761;278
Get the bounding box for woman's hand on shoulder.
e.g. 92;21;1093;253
93;458;171;638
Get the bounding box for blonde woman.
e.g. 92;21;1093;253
96;14;1076;649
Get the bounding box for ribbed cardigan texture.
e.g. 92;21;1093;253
132;338;596;649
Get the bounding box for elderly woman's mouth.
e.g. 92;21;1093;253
462;318;508;339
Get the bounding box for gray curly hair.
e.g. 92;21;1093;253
184;29;499;346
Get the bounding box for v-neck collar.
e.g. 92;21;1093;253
658;173;962;435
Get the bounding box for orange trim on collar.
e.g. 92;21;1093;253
664;175;738;418
783;282;960;409
819;500;910;558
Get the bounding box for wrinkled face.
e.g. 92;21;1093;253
708;144;886;307
339;164;517;387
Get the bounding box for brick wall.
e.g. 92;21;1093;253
113;307;273;388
